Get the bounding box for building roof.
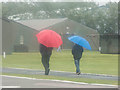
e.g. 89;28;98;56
17;18;67;31
16;18;99;39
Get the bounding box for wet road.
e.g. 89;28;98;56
1;75;118;88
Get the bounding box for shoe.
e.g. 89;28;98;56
76;72;81;75
45;69;50;75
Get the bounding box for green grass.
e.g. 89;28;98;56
2;50;118;75
3;73;118;85
2;50;119;85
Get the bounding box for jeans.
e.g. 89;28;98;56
74;60;80;73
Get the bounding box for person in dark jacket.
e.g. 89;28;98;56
39;44;53;75
72;44;83;75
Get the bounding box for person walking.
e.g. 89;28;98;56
39;44;53;75
72;44;83;75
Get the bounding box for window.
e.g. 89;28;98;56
20;35;24;45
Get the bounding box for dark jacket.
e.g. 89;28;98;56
72;44;83;60
39;44;53;56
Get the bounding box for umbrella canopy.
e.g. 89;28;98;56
36;29;63;48
68;35;92;50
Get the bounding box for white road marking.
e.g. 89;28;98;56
0;86;21;88
1;75;117;87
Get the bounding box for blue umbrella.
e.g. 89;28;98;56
68;35;92;50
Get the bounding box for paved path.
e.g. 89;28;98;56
2;68;118;81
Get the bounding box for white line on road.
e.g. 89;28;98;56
1;75;118;87
0;86;21;88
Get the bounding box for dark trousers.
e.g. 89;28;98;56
41;55;50;74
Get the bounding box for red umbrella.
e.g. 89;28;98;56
36;29;63;48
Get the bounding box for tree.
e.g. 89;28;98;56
96;2;118;34
2;2;118;34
